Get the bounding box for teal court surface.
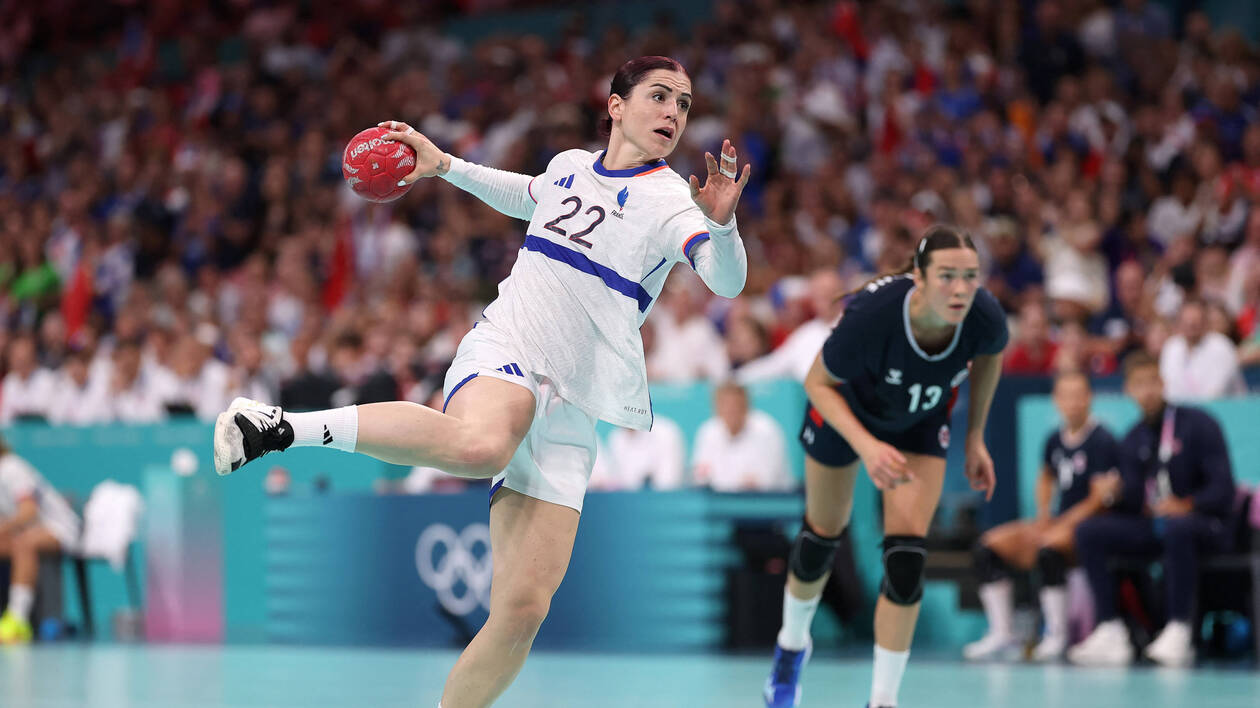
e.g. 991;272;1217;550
1;645;1257;708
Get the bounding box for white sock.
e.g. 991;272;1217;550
776;588;822;651
871;644;910;707
978;578;1014;638
1040;585;1067;641
6;584;33;621
286;406;358;453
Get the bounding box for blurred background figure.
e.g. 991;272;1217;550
692;382;792;492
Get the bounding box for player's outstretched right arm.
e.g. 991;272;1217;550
381;120;539;221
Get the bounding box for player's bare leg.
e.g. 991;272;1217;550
213;376;535;478
964;518;1048;660
356;377;535;474
870;453;945;707
439;489;579;708
765;458;858;707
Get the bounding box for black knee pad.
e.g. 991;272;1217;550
789;520;843;582
973;542;1011;584
1037;547;1068;587
881;535;927;605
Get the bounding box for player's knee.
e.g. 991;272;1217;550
973;542;1010;584
881;535;927;605
496;587;553;631
789;518;844;582
1073;518;1104;547
455;437;515;478
1161;516;1197;545
1036;547;1068;587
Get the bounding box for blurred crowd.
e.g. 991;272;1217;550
1;0;1260;427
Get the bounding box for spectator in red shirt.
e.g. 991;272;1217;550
1005;301;1058;374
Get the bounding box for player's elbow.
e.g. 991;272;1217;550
707;270;746;299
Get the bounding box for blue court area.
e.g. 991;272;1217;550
3;645;1257;708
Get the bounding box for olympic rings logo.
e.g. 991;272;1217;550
415;523;493;615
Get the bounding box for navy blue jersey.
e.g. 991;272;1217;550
820;275;1008;433
1115;405;1235;519
1042;422;1119;515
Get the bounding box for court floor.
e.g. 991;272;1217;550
1;644;1256;708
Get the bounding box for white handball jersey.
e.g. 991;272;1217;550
443;148;747;430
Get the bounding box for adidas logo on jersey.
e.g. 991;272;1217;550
553;174;575;189
494;363;524;377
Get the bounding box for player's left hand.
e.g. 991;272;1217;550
689;139;751;226
964;436;996;502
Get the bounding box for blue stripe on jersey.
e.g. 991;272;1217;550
682;231;711;269
443;372;478;412
521;235;653;312
641;257;668;282
489;479;505;506
591;151;668;178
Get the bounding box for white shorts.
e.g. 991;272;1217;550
442;321;599;512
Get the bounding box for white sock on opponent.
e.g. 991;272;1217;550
776;587;821;651
6;584;33;621
870;644;909;707
286;406;359;453
1040;585;1068;640
978;578;1015;637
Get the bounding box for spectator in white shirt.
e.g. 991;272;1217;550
1147;166;1202;246
0;335;56;424
1159;298;1245;402
107;339;165;423
738;269;844;383
149;330;230;420
647;280;730;382
590;415;688;491
692;382;794;492
48;349;111;426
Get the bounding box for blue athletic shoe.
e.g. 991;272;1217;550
763;642;811;707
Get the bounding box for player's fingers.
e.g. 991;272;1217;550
705;151;718;175
736;163;752;190
378;120;415;134
688;174;701;199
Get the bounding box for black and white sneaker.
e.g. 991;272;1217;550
213;397;294;476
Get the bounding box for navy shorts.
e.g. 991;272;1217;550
798;403;950;467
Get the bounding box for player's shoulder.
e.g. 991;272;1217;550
845;274;913;318
1087;423;1118;448
1043;427;1063;450
548;148;597;172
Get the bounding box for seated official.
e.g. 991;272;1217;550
1067;351;1236;667
692;382;793;492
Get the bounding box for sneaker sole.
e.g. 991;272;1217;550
212;397;264;476
213;410;244;476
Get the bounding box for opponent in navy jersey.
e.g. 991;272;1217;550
1043;421;1118;515
964;371;1119;662
766;226;1008;708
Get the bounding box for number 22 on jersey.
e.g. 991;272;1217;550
544;196;605;249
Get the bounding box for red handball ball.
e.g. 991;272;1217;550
342;126;417;203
